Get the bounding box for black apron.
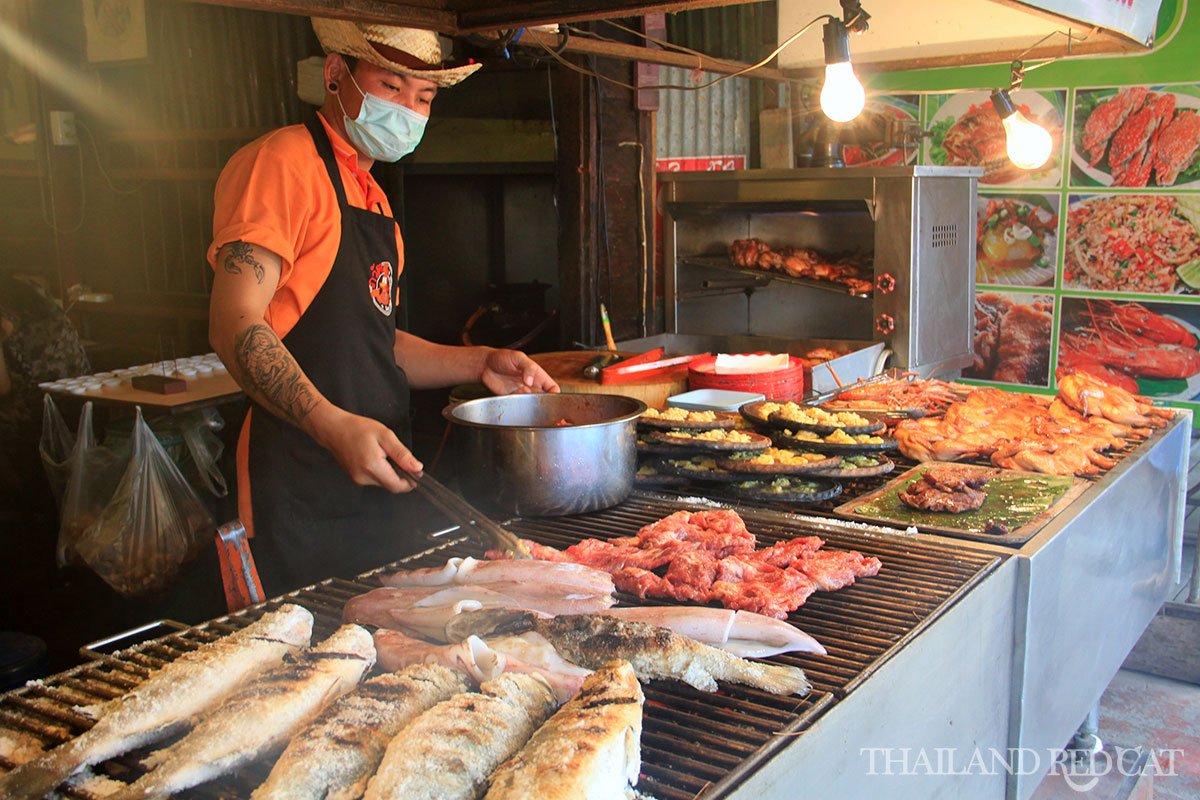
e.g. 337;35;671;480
243;116;413;596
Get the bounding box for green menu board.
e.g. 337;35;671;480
864;0;1200;423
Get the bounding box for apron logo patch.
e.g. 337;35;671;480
367;261;394;315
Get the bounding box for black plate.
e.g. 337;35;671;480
740;400;886;435
806;455;896;479
634;467;691;487
637;411;739;431
637;438;699;456
766;411;888;436
716;450;841;475
646;429;772;452
739;400;783;427
772;430;899;454
725;477;844;504
657;456;747;483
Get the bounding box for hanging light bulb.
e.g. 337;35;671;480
820;19;865;123
990;88;1053;170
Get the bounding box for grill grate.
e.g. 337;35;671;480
0;496;1000;799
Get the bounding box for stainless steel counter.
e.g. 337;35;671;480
725;413;1189;799
1005;413;1190;799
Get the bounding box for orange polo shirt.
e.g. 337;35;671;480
207;112;404;340
208;113;405;546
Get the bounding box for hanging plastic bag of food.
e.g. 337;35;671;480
57;402;130;567
180;408;227;498
39;394;75;508
75;407;214;597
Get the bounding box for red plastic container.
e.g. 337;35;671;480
687;354;806;401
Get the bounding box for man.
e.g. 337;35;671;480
207;19;558;595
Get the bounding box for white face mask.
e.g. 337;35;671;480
337;70;428;162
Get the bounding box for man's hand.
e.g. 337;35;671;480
310;405;424;493
480;349;560;395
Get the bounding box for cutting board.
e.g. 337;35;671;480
834;462;1087;546
531;351;688;409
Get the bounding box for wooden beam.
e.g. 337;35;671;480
456;0;767;33
183;0;458;31
844;33;1141;78
518;29;793;83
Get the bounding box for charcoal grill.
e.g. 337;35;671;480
0;496;1001;799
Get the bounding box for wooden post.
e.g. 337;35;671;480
553;59;598;348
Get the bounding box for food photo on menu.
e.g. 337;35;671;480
795;95;920;167
1072;84;1200;188
963;291;1054;387
975;193;1060;286
925;89;1066;187
1063;194;1200;295
1058;297;1200;399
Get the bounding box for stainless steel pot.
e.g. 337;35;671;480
443;393;646;516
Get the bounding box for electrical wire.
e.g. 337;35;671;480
546;64;559;167
76;120;145;195
1006;26;1100;89
38;134;86;235
592;20;715;61
591;59;613;324
618;140;647;337
534;13;833;93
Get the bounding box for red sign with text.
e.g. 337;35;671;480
655;156;747;173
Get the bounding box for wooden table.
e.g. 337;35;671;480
45;372;243;415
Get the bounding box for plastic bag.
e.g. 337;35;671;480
38;394;75;509
57;402;131;567
74;408;214;597
180;408;227;497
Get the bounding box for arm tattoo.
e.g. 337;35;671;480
223;241;266;284
233;323;320;425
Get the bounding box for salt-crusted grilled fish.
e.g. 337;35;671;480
450;610;811;696
0;604;313;800
363;673;556;800
112;624;374;800
251;664;473;800
485;660;644;800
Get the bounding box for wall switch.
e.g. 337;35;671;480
49;111;78;146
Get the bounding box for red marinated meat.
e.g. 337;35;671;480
611;566;671;599
661;550;719;602
633;510;757;558
514;509;881;617
754;536;825;568
793;550;883;592
710;566;816;618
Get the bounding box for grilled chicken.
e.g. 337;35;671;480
112;624;374;800
363;673;556;800
448;610;812;696
0;604;313;800
485;660;644;800
251;664;472;800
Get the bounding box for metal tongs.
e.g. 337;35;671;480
403;469;532;559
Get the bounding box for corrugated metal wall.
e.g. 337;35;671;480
657;4;787;166
655;66;751;161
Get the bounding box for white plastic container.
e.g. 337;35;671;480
667;389;765;412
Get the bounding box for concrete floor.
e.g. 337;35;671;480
1033;670;1200;799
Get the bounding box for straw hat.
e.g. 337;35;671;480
311;18;481;87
